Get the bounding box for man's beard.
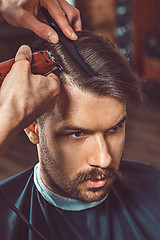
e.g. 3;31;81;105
63;167;121;202
42;162;121;203
39;130;122;203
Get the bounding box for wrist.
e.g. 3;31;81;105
0;1;3;18
0;0;8;22
0;103;22;134
0;14;4;22
0;105;21;155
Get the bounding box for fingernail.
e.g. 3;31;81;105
71;31;78;40
49;34;59;44
29;131;35;139
25;129;30;134
19;45;32;53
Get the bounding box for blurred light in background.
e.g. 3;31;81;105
115;0;132;60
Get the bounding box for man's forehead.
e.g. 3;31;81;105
57;82;126;109
51;84;127;132
56;81;124;106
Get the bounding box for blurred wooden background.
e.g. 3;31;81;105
0;0;160;180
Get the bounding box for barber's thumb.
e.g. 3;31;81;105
47;73;61;96
15;45;32;63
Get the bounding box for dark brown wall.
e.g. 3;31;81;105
132;0;160;75
0;21;39;62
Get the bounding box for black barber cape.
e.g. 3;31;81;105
0;160;160;240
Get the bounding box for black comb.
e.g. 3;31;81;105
41;7;95;77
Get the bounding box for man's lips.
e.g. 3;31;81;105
85;178;107;188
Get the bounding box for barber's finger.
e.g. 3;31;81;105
15;45;32;63
47;1;78;40
19;11;59;43
72;13;82;31
51;13;78;40
58;0;82;32
46;73;61;96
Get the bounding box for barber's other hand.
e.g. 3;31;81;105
0;0;81;43
0;45;61;131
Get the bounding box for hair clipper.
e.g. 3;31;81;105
0;50;62;86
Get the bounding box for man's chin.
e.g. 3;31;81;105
83;192;108;203
70;177;116;203
71;186;110;203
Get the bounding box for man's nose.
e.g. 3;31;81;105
87;134;112;168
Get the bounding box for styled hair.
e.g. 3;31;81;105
41;31;142;104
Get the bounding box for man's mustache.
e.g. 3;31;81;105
73;167;121;185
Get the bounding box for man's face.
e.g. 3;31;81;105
35;84;127;203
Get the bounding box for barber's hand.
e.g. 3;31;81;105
0;0;81;43
0;45;61;131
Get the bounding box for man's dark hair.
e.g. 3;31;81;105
42;31;142;104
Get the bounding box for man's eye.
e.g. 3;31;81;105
69;132;84;138
108;124;123;133
108;126;118;133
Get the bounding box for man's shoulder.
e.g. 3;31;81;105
120;160;160;180
115;160;160;199
0;167;37;239
0;167;34;186
120;159;159;171
106;161;160;239
0;167;34;198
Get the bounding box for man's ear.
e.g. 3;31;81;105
24;122;39;144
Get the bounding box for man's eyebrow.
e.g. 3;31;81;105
56;125;90;133
57;115;127;133
108;115;128;130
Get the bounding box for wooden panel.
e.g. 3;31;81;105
0;21;39;62
76;0;116;41
143;56;160;81
132;0;160;74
